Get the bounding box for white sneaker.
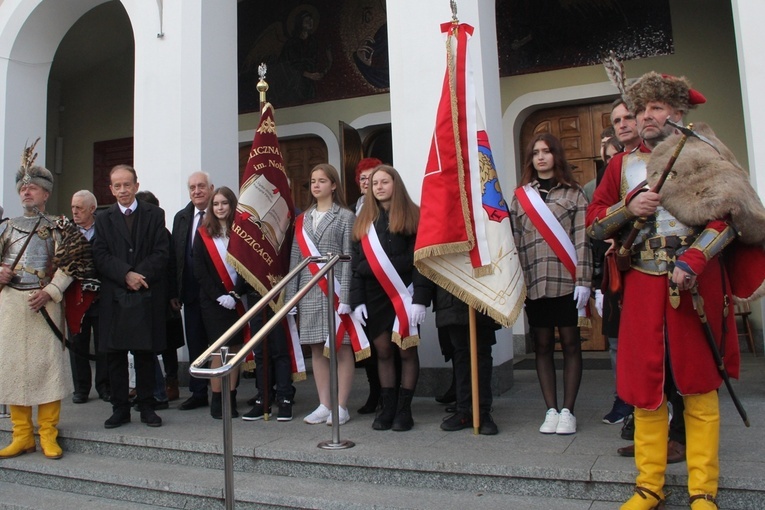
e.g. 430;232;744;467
539;408;559;434
556;408;577;435
326;406;350;426
303;404;331;424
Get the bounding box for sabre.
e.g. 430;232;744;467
689;285;750;427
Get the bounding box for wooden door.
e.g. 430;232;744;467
93;137;133;207
520;102;612;351
238;136;328;213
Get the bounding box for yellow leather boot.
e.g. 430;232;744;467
37;400;63;459
621;398;668;510
685;391;719;509
0;405;36;458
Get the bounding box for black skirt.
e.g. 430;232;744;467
524;293;578;328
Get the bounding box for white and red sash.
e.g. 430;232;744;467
514;184;578;279
360;223;419;349
514;184;589;324
198;227;251;342
294;214;371;361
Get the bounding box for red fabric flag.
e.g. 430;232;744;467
227;103;295;310
414;22;525;328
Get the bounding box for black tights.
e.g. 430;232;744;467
374;333;419;391
533;326;582;413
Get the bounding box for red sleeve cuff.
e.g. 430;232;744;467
678;248;707;275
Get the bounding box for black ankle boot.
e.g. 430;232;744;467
358;359;381;414
392;388;414;431
210;392;222;419
372;388;397;430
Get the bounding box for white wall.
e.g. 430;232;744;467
731;0;765;351
387;0;513;368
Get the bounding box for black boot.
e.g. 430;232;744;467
210;392;222;419
358;361;381;414
392;388;414;432
372;388;397;430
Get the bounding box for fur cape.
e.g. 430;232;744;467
647;123;765;301
647;122;765;246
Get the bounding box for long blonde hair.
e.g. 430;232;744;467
352;165;419;241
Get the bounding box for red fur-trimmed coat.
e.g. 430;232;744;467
587;147;740;410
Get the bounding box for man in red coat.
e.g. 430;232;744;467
587;72;739;510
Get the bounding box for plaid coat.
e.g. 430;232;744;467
284;203;355;345
510;180;592;300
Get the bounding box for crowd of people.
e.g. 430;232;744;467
0;66;757;509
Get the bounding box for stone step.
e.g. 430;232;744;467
0;452;605;509
0;480;173;509
2;423;762;509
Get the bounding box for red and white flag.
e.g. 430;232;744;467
227;103;295;309
414;22;525;328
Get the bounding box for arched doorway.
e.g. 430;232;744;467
48;1;134;213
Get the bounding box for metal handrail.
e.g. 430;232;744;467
189;253;352;510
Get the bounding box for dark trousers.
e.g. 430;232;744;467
250;307;293;403
445;324;495;413
69;312;109;396
161;346;179;380
107;350;156;411
183;299;209;397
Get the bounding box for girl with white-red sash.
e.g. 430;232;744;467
284;164;358;426
350;165;429;432
510;133;592;436
192;186;248;420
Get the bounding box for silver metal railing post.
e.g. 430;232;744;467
188;254;354;507
319;254;354;450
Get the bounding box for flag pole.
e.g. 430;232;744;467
257;63;271;420
469;306;480;434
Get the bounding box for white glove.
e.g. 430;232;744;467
573;286;591;310
594;289;604;317
287;306;297;315
217;295;236;310
353;304;368;326
409;303;426;328
337;303;352;315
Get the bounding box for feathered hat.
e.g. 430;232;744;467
602;51;706;113
16;138;54;193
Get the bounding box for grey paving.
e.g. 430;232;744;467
0;352;763;509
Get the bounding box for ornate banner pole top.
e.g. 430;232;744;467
450;0;458;23
257;63;269;110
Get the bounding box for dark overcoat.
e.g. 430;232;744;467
93;201;169;352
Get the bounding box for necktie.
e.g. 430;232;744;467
191;210;204;245
124;208;132;216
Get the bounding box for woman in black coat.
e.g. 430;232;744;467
350;165;430;432
192;186;248;419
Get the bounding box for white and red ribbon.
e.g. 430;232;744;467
360;223;419;349
514;184;578;279
294;214;371;361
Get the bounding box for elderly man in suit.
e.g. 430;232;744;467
172;171;214;411
93;165;169;429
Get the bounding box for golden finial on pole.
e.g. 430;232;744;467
257;63;269;110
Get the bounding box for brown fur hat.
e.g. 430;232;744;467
16;164;54;193
626;71;705;114
646;122;765;247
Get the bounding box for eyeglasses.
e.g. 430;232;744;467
359;175;370;183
